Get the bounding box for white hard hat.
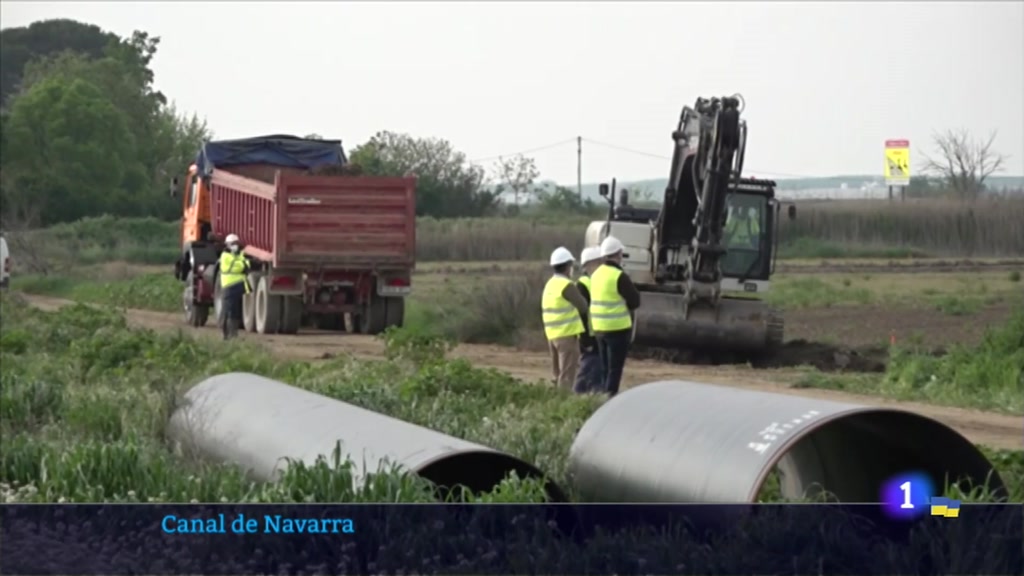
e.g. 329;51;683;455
225;234;240;245
599;236;625;257
549;246;575;267
580;246;602;265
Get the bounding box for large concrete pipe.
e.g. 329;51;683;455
569;380;1006;502
168;373;566;501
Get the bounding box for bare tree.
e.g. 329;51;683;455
492;154;540;208
921;129;1007;201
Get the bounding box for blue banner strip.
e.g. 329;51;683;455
1;504;1020;575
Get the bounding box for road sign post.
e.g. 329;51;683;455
884;140;911;200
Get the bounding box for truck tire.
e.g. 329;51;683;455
384;297;405;329
242;273;261;332
358;293;388;335
280;296;303;334
182;273;209;328
255;276;282;334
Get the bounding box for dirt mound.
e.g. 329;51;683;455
630;340;890;373
767;340;888;372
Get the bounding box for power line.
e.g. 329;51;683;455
468;138;577;163
580;137;817;179
467;135;830;179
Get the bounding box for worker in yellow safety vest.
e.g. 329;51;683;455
219;233;251;340
572;246;605;394
542;247;590;391
725;206;761;248
589;236;641;396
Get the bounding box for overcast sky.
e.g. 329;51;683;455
3;2;1022;184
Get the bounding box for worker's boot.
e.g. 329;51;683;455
221;317;230;340
227;318;239;340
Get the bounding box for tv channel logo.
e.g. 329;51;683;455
880;472;935;520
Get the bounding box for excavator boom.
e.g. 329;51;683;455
589;94;786;357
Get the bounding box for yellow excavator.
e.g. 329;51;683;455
583;95;796;357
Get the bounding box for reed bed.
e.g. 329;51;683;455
5;197;1021;271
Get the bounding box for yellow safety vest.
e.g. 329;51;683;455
219;252;250;292
727;217;760;245
541;275;585;340
589;264;632;332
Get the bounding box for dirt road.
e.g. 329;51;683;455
21;293;1023;450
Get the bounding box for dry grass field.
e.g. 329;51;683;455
7;196;1024;273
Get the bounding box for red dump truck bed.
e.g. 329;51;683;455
208;168;417;269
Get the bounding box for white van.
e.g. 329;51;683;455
0;234;9;290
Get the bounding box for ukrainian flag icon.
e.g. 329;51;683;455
944;499;961;518
930;497;949;517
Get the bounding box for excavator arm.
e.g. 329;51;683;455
655;95;747;294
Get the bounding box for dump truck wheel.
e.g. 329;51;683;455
183;275;209;327
358;293;388;335
255;276;282;334
279;296;303;334
383;297;405;329
242;273;261;332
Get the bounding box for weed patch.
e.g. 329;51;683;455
885;307;1024;413
0;293;587;503
1;292;1019;504
792;308;1024;414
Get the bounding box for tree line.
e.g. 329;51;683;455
0;19;598;229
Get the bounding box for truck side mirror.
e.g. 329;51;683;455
598;183;609;197
170;177;179;198
787;204;797;220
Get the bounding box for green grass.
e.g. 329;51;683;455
13;272;181;312
777;237;931;260
791;308;1024;414
1;292;1020;507
4;291;1019;506
0;293;592;503
766;277;875;309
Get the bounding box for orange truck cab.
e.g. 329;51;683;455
171;135;417;336
178;163;213;248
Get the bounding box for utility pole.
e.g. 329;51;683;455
577;136;583;201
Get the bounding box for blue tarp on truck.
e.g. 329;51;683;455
195;135;347;177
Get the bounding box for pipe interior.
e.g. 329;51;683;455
769;410;1007;501
416;451;567;503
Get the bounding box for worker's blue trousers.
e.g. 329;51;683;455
573;348;604;394
596;329;631;397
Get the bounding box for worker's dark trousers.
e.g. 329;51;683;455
596;329;631;396
573;348;605;394
221;282;245;340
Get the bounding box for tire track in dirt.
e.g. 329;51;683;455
19;293;1023;450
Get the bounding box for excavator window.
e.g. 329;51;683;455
720;194;768;279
